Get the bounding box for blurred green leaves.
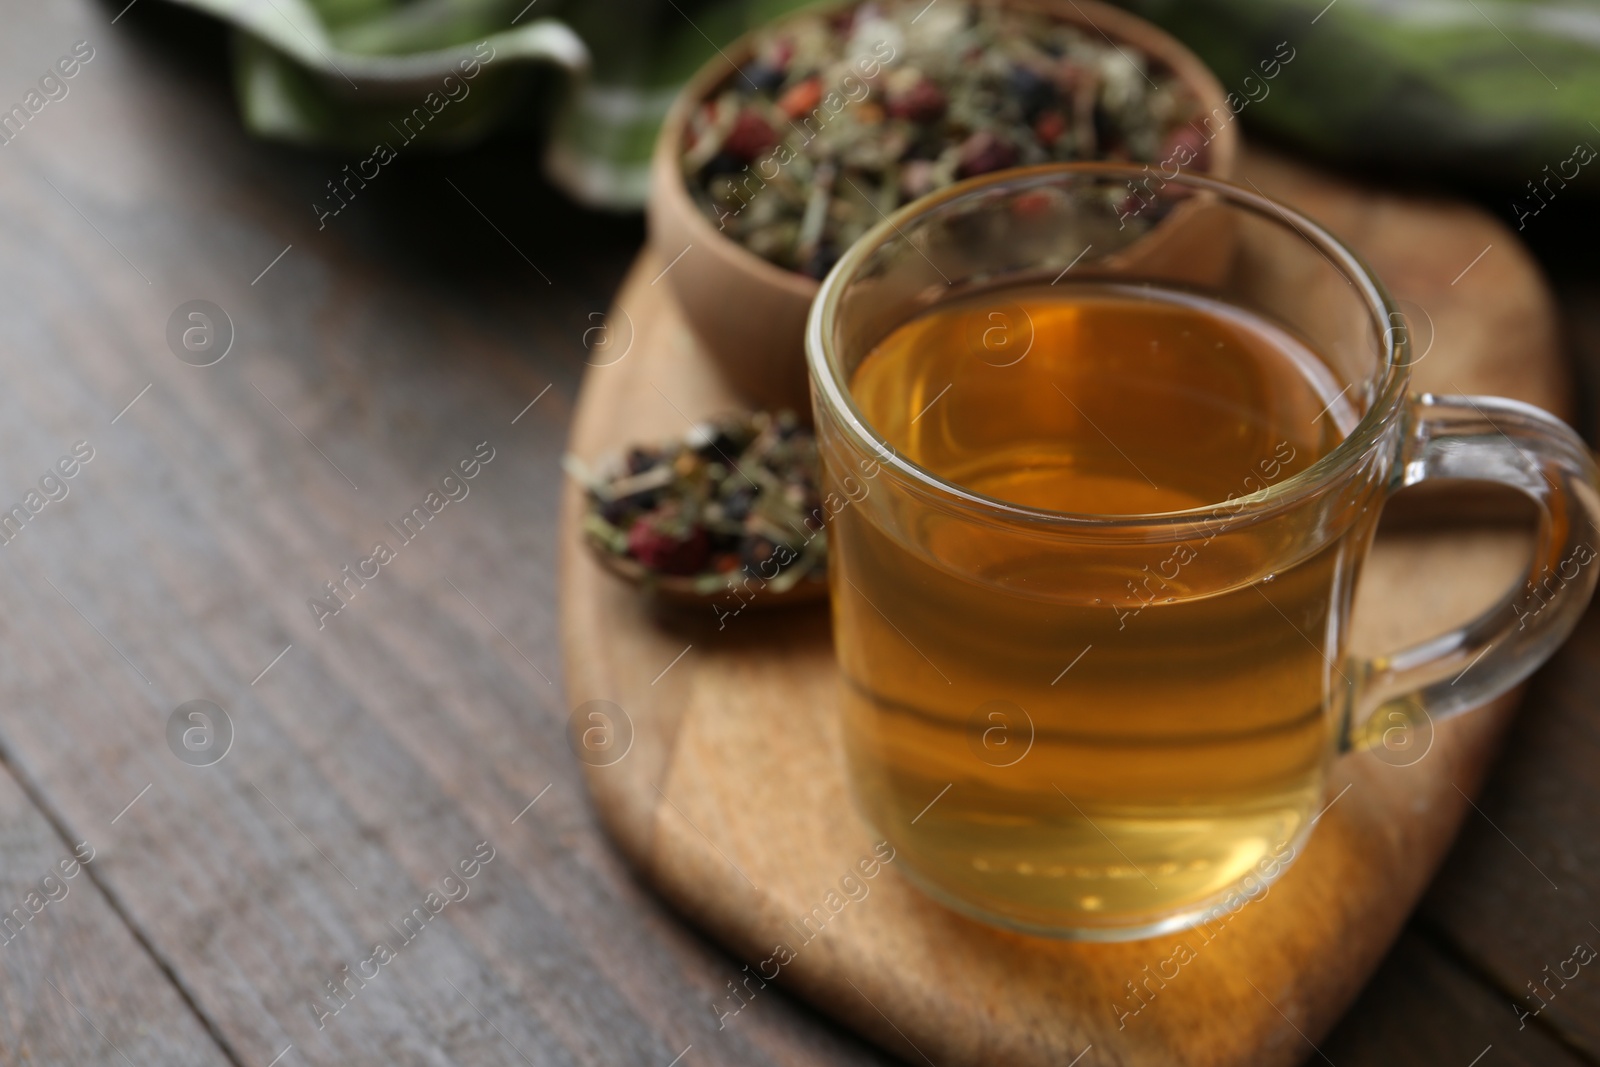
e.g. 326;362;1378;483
159;0;1600;207
1117;0;1600;192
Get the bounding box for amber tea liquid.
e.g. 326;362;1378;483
833;283;1367;935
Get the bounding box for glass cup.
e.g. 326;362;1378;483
804;163;1600;940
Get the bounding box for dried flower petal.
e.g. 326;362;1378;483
779;77;825;118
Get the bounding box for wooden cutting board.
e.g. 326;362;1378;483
558;149;1566;1067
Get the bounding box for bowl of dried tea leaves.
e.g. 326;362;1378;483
647;0;1236;413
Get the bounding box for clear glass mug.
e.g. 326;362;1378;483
804;163;1600;940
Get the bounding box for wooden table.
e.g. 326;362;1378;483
0;2;1596;1064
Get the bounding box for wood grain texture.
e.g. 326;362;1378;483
561;148;1572;1066
0;1;894;1065
0;757;232;1066
1322;930;1589;1067
0;0;1595;1063
1420;600;1600;1060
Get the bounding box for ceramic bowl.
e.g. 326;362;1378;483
646;0;1239;415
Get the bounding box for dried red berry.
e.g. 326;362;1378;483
1034;109;1067;147
956;130;1019;178
1161;125;1211;172
627;518;710;575
722;109;779;162
888;79;948;123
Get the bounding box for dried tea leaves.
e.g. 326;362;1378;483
573;411;828;598
685;0;1205;278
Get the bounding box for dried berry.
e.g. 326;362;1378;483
721;485;757;520
1008;65;1056;120
741;535;798;576
628;518;710;576
626;447;658;475
957;129;1019;178
887;78;948;123
740;59;787;94
1161;124;1211;172
1034;109;1067;147
723;109;779;162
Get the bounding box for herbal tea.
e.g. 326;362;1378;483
832;283;1369;933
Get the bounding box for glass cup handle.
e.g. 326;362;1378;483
1345;393;1600;755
